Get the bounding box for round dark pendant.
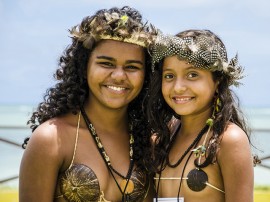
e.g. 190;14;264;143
187;168;208;192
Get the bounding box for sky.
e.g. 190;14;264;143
0;0;270;107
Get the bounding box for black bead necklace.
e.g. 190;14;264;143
166;125;209;168
156;124;209;201
80;107;135;200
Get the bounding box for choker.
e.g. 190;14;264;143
80;107;135;201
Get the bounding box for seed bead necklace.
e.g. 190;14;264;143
80;107;135;201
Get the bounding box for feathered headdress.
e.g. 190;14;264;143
69;8;157;49
151;32;244;87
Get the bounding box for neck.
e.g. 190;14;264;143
179;109;212;136
82;100;129;134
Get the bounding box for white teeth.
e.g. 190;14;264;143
107;85;125;91
175;97;191;101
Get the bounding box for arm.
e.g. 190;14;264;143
218;124;254;202
19;122;63;202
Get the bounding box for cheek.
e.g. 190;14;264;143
198;82;216;103
87;70;97;86
133;72;145;90
161;83;170;100
86;65;94;81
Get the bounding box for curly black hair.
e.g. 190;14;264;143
146;29;251;172
23;6;155;169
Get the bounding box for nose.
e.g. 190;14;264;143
174;78;187;93
111;66;127;82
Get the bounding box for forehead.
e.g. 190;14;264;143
163;56;193;70
92;39;145;60
163;56;214;76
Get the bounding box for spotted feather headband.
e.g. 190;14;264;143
69;12;157;49
151;34;244;86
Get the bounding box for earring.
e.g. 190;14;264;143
214;92;222;114
215;97;221;113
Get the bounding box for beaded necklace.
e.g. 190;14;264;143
80;107;135;201
166;125;208;168
156;124;209;201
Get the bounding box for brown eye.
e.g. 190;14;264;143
126;65;140;70
97;61;114;68
187;72;198;79
163;73;174;80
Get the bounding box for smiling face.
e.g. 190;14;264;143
162;56;219;118
86;40;145;110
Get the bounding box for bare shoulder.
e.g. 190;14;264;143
216;122;254;201
24;113;79;162
217;122;252;165
30;118;60;144
28;117;65;149
19;113;80;201
219;123;250;150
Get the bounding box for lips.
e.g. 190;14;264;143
105;85;129;93
107;85;126;91
172;96;193;103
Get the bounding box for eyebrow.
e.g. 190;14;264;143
163;65;196;71
96;55;116;61
126;60;144;65
96;56;144;65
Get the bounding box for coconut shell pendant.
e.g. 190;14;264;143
187;168;208;192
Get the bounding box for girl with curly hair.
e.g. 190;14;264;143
19;6;157;202
147;29;254;202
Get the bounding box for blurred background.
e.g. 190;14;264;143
0;0;269;201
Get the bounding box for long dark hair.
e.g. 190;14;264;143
23;6;155;169
146;29;251;172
